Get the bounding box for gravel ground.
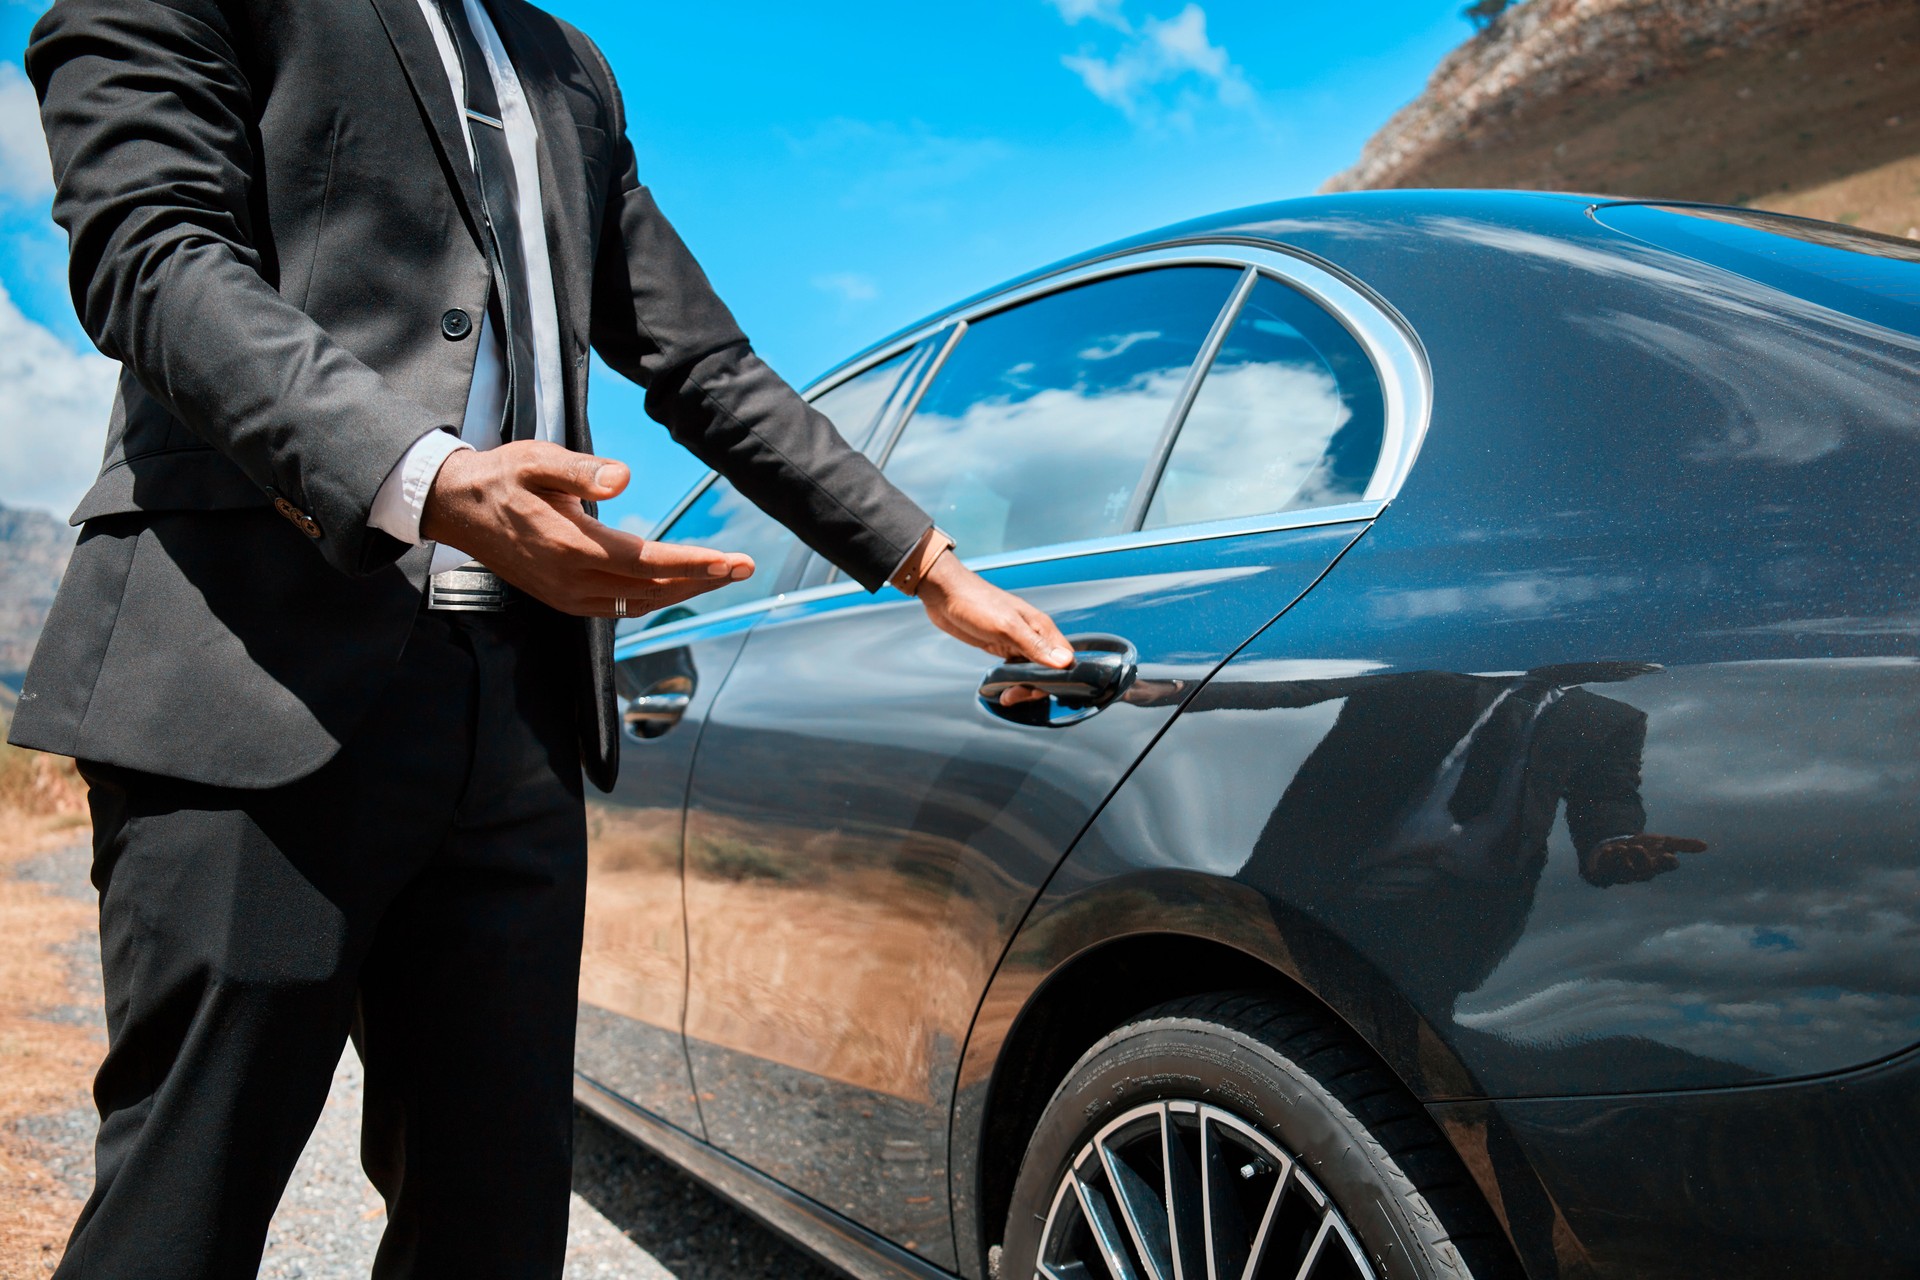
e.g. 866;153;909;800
12;839;849;1280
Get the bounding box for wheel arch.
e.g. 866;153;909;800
947;867;1490;1279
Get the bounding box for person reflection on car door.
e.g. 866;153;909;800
1163;661;1707;1033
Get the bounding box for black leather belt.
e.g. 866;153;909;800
427;563;510;613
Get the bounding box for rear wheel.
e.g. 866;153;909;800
997;992;1514;1280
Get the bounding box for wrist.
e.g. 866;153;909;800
891;525;957;597
420;447;488;546
916;545;969;600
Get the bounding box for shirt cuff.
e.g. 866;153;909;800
369;430;474;545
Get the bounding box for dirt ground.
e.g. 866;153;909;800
0;750;94;1279
0;747;838;1279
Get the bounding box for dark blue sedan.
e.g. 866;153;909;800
572;191;1920;1280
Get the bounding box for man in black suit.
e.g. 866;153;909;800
15;1;1071;1275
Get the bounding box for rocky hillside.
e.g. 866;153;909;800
1326;0;1920;237
0;505;76;689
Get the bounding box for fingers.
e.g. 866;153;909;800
503;441;629;498
1588;832;1709;887
566;514;755;581
512;442;629;501
634;538;756;581
915;561;1072;668
1018;601;1074;668
575;574;738;619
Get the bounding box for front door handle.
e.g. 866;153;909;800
622;680;692;740
979;633;1137;726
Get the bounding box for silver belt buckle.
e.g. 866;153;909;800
427;563;509;612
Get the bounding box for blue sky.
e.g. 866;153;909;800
0;0;1475;528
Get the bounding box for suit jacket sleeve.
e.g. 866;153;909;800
1560;691;1651;872
28;0;450;574
574;38;932;592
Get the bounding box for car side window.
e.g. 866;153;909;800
627;352;921;632
1143;275;1386;529
807;346;918;456
628;478;797;633
881;267;1242;557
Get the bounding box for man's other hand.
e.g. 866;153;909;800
915;553;1072;690
420;442;753;619
1582;833;1709;887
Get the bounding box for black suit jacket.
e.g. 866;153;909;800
12;0;931;791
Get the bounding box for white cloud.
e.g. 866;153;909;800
1146;359;1352;525
0;62;53;202
1078;330;1159;360
0;280;116;517
1046;0;1131;29
812;272;878;304
1055;4;1255;128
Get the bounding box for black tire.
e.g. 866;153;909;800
997;991;1515;1280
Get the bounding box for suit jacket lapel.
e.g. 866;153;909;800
366;0;488;245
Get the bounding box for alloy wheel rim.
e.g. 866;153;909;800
1033;1099;1375;1280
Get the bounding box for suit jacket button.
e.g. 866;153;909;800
273;496;323;539
441;308;473;340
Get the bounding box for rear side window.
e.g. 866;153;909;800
1144;275;1386;529
881;266;1241;557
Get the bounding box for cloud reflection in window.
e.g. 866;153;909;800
884;266;1241;556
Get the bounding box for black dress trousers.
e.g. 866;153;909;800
60;604;587;1280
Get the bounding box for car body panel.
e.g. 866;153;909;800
677;519;1370;1267
578;1078;956;1280
574;613;761;1136
1435;1043;1920;1278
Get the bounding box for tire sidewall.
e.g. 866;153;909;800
1000;1015;1460;1280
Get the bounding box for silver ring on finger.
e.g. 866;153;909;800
613;597;627;617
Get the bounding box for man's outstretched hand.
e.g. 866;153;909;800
915;552;1073;682
1582;833;1709;887
420;442;753;619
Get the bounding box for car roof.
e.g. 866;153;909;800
805;189;1611;388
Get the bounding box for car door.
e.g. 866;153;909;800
574;347;931;1134
676;249;1428;1265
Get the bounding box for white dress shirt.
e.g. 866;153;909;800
370;0;567;574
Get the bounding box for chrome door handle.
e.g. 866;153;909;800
979;634;1137;726
622;687;692;740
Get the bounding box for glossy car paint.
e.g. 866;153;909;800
954;193;1920;1276
574;611;758;1135
577;191;1920;1280
1431;1042;1920;1278
680;519;1366;1267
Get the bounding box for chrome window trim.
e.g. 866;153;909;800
645;470;719;540
625;240;1428;656
871;322;965;470
795;241;1431;505
614;499;1381;657
1124;266;1258;531
651;241;1430;537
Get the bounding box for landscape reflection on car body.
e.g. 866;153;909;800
574;193;1920;1280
